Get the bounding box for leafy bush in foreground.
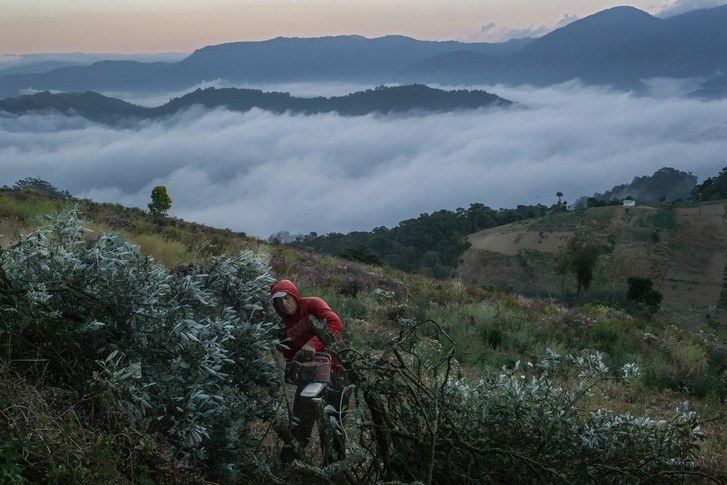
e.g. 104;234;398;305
295;321;710;484
0;210;279;481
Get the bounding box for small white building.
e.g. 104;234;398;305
623;199;636;207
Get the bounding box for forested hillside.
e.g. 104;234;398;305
286;167;711;303
694;166;727;201
286;203;550;278
0;85;510;124
574;167;698;208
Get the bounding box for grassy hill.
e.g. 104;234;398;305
455;202;727;324
1;188;726;482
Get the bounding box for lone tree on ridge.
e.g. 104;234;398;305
148;185;172;217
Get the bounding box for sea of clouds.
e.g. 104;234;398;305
1;80;726;238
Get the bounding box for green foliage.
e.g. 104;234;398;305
155;85;510;118
0;191;71;222
585;196;619;208
0;439;26;485
290;202;549;278
692;166;727;201
147;185;172;217
328;322;708;484
649;209;676;230
0;209;279;480
435;303;500;367
11;177;71;199
338;244;381;265
626;276;663;318
579;167;697;206
569;241;600;296
637;326;727;399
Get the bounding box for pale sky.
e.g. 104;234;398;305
1;0;723;55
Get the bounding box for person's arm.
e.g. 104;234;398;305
300;298;342;356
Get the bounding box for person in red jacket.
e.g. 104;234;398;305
270;279;348;463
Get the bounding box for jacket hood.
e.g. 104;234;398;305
270;279;301;302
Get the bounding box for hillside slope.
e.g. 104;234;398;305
662;204;727;308
455;202;727;321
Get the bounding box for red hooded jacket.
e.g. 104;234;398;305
270;279;343;367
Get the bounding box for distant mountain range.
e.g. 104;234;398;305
0;37;529;100
0;52;188;77
399;5;727;94
1;4;726;100
0;85;511;123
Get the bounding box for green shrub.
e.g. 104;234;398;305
671;344;709;379
338;296;370;320
323;322;710;484
0;210;280;481
405;302;503;367
642;353;680;391
650;209;676;230
0;439;26;485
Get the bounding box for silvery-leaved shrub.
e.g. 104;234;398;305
331;321;708;484
0;209;279;481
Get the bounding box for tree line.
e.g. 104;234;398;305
280;166;726;280
281;203;551;278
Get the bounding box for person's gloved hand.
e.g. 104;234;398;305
296;344;316;360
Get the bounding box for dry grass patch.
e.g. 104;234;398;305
130;233;193;268
0;217;30;248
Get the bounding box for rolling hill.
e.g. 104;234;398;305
0;84;512;123
455;202;727;323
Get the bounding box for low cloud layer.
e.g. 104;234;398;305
657;0;727;17
465;22;551;42
1;81;726;239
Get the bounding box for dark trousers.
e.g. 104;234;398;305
282;370;350;461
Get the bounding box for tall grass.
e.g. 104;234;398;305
131;233;193;268
0;194;71;220
0;196;76;247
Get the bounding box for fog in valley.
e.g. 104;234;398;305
1;80;726;238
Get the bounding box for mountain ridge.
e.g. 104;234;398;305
0;35;531;99
2;4;726;99
397;5;727;90
0;84;512;123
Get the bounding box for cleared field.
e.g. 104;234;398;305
457;203;727;321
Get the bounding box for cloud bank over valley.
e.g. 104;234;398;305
1;82;726;238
